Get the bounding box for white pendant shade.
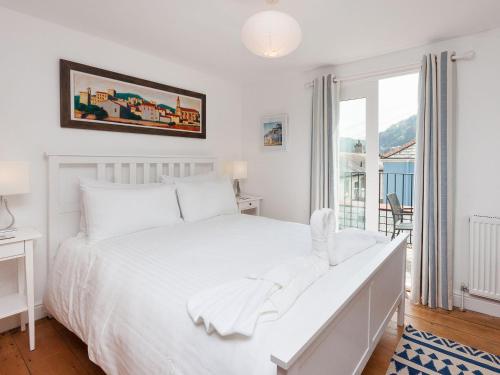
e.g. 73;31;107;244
241;10;302;58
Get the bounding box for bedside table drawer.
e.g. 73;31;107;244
0;241;25;259
239;200;257;211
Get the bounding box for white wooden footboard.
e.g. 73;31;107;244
272;234;408;375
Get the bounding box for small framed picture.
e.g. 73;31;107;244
261;113;288;151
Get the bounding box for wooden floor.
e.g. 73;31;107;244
362;300;500;374
1;300;499;375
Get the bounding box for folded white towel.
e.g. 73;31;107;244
310;208;336;257
186;210;389;337
309;208;388;265
187;278;275;336
187;209;333;337
329;228;390;266
187;253;329;337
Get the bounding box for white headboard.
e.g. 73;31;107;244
46;153;217;269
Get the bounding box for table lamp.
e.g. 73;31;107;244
0;161;30;239
232;161;247;197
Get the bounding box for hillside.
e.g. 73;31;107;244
339;114;416;154
379;115;416;153
157;103;176;113
114;92;142;101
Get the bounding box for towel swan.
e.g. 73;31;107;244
187;209;388;337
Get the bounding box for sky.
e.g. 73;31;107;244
379;73;419;131
339;98;366;140
264;121;282;132
339;72;419;140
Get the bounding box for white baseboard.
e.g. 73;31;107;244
0;304;48;334
453;291;500;317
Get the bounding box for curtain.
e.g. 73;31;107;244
310;74;339;217
411;52;454;310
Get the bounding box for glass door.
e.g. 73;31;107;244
338;79;379;231
337;72;418;290
338;98;367;229
378;73;419;289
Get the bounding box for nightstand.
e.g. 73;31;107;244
0;228;41;351
237;195;262;216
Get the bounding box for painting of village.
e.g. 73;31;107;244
60;60;206;138
262;114;287;150
263;121;283;146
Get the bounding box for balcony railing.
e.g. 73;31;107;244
378;172;414;244
338;171;415;244
338;172;366;230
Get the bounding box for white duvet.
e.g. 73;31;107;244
44;214;387;375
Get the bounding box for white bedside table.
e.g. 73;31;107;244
237;195;262;216
0;228;41;351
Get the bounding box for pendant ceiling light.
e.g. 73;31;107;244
241;0;302;58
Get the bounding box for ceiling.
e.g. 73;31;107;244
2;0;500;82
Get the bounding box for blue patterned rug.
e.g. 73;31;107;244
386;325;500;374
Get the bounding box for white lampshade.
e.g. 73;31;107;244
222;161;233;177
232;161;248;180
241;10;302;58
0;162;30;196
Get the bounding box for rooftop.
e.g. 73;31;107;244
380;140;416;160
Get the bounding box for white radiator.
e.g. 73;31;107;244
469;215;500;301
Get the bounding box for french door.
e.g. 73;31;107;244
337;72;419;289
338;79;379;231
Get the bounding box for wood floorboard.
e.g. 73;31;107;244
0;301;498;374
440;306;500;331
405;304;500;347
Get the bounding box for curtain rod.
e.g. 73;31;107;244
451;50;475;61
304;50;475;88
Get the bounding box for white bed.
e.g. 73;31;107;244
45;154;408;375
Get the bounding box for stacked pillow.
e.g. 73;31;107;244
78;178;164;233
161;171;238;221
80;179;181;243
175;178;238;222
79;173;238;242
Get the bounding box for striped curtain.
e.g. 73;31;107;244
310;74;339;217
411;52;454;310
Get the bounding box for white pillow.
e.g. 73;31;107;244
160;171;216;185
79;179;163;233
82;184;181;242
175;177;238;222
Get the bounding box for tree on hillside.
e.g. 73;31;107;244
379;115;416;153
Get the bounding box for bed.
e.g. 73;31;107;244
45;153;408;375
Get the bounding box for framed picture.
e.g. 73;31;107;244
261;113;288;151
60;59;206;138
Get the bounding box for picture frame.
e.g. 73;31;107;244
261;113;288;151
60;59;206;138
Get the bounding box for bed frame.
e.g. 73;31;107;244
46;153;408;375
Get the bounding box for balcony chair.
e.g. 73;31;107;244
386;192;414;240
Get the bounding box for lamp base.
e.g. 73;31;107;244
0;227;17;240
234;179;241;197
0;196;16;236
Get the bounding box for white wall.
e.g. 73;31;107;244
0;7;243;326
242;28;500;314
241;71;315;224
1;6;498;327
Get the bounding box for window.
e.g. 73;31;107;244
337;72;419;289
378;73;418;289
338;98;366;229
